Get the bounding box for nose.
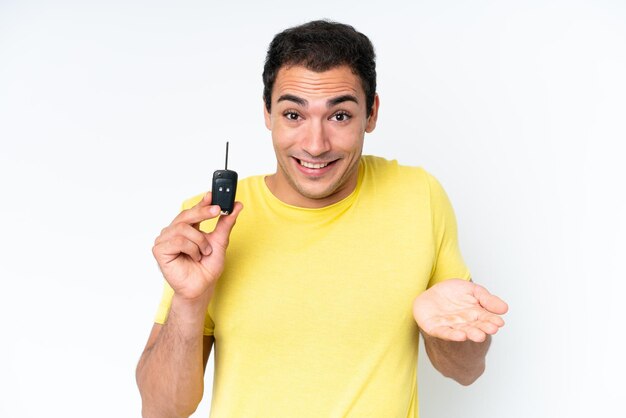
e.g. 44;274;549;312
302;119;331;157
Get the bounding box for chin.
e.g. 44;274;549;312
294;183;334;200
297;178;349;201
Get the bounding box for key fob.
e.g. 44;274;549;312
211;169;238;214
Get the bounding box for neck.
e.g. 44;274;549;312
265;163;361;209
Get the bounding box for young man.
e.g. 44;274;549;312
136;20;508;418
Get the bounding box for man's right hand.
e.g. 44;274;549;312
152;191;243;301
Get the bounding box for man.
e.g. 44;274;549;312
136;20;508;418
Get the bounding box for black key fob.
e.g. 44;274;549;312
211;142;238;215
211;170;237;214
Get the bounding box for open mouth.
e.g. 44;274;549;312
295;158;338;169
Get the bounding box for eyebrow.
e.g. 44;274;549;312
327;94;359;107
276;94;359;108
277;94;307;106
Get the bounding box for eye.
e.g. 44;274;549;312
283;111;301;121
330;111;351;122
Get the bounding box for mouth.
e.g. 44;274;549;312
293;157;339;175
298;159;330;169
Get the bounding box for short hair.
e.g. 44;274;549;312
262;20;377;116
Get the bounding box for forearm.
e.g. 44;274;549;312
136;291;212;418
421;331;491;386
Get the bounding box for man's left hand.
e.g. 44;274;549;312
413;279;508;342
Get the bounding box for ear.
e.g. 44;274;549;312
263;100;272;131
365;93;380;133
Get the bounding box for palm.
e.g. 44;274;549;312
413;279;508;342
152;193;243;301
160;240;227;300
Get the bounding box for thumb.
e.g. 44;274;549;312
473;284;509;315
210;202;244;248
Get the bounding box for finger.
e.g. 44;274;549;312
428;326;467;342
191;190;214;207
210;202;244;247
481;312;505;328
473;320;500;336
171;202;222;227
473;284;509;315
154;236;203;263
454;323;487;343
202;190;213;205
192;191;216;228
466;329;487;343
155;223;212;256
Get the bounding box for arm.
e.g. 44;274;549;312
413;279;508;386
421;331;490;386
136;192;242;418
136;297;214;417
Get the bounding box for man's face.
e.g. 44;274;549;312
264;65;379;208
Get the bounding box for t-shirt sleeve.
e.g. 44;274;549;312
152;194;216;336
426;172;472;287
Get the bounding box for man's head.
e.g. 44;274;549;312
262;20;380;208
263;20;377;117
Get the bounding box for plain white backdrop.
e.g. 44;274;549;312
1;1;624;417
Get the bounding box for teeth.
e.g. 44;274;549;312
300;160;329;169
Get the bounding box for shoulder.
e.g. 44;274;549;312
360;155;435;187
357;156;446;215
359;155;453;209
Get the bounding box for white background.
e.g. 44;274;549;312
1;1;624;417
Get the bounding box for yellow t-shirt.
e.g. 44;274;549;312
155;155;470;418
